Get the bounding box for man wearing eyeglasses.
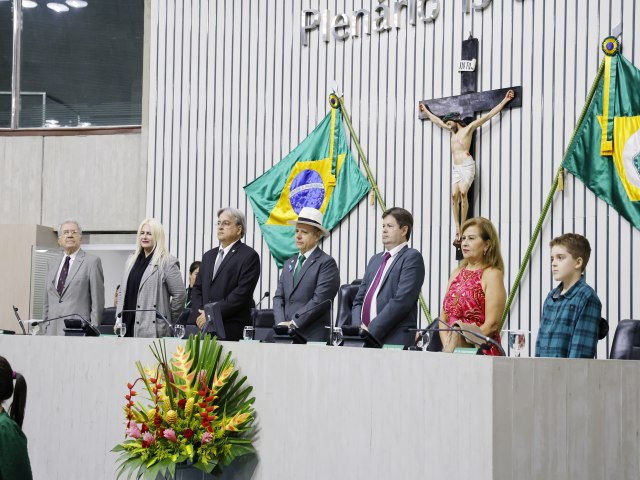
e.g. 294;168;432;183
190;207;261;341
43;219;105;335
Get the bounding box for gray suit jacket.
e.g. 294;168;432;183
116;254;186;338
273;248;340;342
351;246;425;346
43;249;105;336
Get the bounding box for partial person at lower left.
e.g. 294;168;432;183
0;356;32;480
116;218;185;337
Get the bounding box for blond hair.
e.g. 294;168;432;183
125;218;171;271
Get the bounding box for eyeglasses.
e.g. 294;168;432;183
217;221;237;228
60;230;79;236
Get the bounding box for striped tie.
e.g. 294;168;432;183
57;256;71;295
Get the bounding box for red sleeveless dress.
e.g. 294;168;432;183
442;267;502;356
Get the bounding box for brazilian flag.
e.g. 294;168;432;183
563;37;640;230
244;105;370;267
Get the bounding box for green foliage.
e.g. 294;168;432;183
113;335;256;479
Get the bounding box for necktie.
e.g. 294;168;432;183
361;252;391;327
212;249;224;279
293;254;306;284
57;256;71;295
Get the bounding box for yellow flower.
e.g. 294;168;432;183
185;397;194;417
163;396;171;411
147;408;157;421
165;409;178;425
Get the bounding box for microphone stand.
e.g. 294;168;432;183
414;318;506;356
118;309;177;337
32;313;100;337
251;291;270;340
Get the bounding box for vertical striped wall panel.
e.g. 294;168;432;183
148;0;639;357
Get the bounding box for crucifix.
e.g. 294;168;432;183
418;36;522;259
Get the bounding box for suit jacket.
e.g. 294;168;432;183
351;246;425;346
43;249;105;336
190;241;261;340
116;254;185;338
273;248;340;343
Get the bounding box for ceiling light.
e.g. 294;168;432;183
22;0;38;7
47;2;69;12
66;0;87;7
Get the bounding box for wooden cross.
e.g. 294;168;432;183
417;36;522;259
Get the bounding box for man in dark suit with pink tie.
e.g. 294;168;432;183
351;207;425;347
190;207;261;341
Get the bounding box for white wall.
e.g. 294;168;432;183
146;0;640;358
0;132;144;231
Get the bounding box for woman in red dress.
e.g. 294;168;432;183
440;217;506;355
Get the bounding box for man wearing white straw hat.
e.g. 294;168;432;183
273;207;340;343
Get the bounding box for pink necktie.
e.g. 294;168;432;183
361;252;391;326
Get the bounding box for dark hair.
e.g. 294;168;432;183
382;207;413;241
550;233;591;272
189;261;201;274
0;356;27;427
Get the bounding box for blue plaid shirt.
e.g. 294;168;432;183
535;276;602;358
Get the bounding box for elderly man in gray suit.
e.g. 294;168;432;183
273;207;340;343
352;207;425;347
43;219;105;335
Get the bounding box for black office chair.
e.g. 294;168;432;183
335;280;362;328
609;319;640;360
98;307;117;335
253;308;275;342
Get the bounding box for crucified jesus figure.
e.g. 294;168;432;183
419;90;514;245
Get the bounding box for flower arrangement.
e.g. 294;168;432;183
112;335;256;479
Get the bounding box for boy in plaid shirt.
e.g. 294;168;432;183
535;234;602;358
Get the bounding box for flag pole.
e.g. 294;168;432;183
500;59;605;327
333;94;433;323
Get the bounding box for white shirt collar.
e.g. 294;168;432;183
386;242;407;257
219;239;240;256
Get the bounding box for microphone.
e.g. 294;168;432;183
33;313;100;337
255;291;270;309
250;291;270;340
429;318;505;356
12;305;27;335
293;298;332;321
117;309;177;337
292;298;333;339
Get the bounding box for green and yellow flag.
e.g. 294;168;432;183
244;105;371;267
563;37;640;229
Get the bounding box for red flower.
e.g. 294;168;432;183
150;377;157;384
178;398;187;409
127;383;134;390
205;406;214;413
141;424;149;433
125;394;131;401
183;428;194;439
